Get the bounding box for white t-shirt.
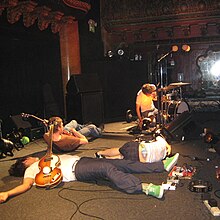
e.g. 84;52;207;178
139;136;167;163
24;154;80;183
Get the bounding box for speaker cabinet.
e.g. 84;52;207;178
10;115;32;130
165;111;203;140
10;115;45;140
66;92;104;126
66;74;104;126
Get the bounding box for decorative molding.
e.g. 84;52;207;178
200;24;208;36
0;0;90;33
38;10;63;31
23;6;49;28
51;15;75;33
0;0;18;15
7;1;36;24
62;0;91;12
182;26;191;37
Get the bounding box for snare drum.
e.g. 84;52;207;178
167;101;190;121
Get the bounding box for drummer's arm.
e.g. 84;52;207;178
136;103;142;122
152;91;157;101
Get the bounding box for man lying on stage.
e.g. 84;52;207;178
43;117;102;152
0;153;179;203
95;135;172;163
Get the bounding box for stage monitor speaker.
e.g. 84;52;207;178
165;111;203;141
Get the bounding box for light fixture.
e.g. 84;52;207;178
117;49;124;56
106;50;114;58
182;44;191;52
210;60;220;77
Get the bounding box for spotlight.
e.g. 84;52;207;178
117;49;124;56
182;44;190;52
106;50;114;58
172;45;178;52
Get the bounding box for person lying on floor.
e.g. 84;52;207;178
95;135;172;163
0;153;179;203
43;117;102;152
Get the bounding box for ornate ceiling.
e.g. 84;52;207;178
0;0;91;33
100;0;220;48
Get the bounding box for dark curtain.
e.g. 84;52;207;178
0;22;63;135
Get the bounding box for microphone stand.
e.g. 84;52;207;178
157;51;171;127
156;51;177;142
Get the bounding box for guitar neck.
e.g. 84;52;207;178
21;113;48;124
47;124;54;156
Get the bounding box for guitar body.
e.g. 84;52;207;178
21;113;63;189
35;154;62;188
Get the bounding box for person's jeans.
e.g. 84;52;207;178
64;120;102;137
75;157;164;194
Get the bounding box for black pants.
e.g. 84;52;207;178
75;157;164;194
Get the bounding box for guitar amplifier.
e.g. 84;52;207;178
29;127;45;141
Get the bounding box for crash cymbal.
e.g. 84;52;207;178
158;85;176;92
169;82;191;87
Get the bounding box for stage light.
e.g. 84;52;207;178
172;45;178;52
106;50;114;58
182;44;190;52
117;48;124;56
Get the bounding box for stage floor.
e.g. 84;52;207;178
0;120;220;220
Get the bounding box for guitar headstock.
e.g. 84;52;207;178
21;113;31;118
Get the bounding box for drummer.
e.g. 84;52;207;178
136;83;158;129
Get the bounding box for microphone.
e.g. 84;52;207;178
157;45;178;62
191;156;211;162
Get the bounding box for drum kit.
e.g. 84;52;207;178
158;82;191;124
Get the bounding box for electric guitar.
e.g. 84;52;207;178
21;113;49;125
21;113;63;188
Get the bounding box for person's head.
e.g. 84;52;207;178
8;157;39;177
142;84;156;95
48;117;64;133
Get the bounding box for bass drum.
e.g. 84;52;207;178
167;101;190;121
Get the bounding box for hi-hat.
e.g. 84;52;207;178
169;82;191;87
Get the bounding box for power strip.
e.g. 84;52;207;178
203;200;220;216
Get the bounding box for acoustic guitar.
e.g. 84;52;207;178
21;113;63;188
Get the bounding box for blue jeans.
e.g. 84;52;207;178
75;157;164;194
64;120;102;137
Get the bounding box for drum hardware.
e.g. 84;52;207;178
188;180;212;193
157;82;191;124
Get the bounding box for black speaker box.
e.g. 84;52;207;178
66;74;104;126
66;73;102;94
165;111;203;141
10;115;45;140
66;92;104;126
10;115;32;130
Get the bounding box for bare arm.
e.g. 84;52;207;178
136;103;142;122
69;128;88;144
0;178;34;203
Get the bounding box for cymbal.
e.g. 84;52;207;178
158;85;176;92
169;82;191;87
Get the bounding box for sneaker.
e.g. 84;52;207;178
144;183;164;199
164;153;179;172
